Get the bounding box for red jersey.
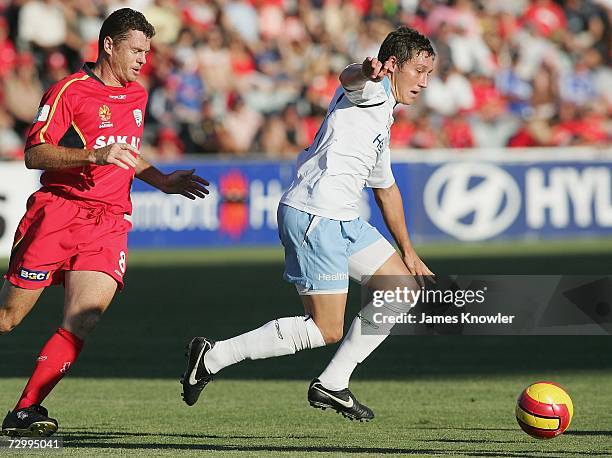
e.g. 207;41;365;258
26;63;148;214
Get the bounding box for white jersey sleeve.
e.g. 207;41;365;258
365;145;395;189
343;79;391;106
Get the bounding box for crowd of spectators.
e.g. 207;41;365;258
0;0;610;160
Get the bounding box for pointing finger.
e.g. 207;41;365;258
372;60;382;78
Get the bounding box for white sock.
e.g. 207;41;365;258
317;291;411;391
317;314;387;391
204;316;326;374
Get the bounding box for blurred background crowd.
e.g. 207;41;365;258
0;0;610;161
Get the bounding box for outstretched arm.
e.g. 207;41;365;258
135;156;210;200
372;183;433;276
25;143;139;170
339;56;396;91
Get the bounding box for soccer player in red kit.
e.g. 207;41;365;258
0;8;209;437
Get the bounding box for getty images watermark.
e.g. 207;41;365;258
360;275;612;335
370;285;511;325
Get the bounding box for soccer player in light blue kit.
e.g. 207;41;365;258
182;27;435;421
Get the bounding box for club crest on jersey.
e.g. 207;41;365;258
19;267;50;282
133;109;143;127
98;105;113;128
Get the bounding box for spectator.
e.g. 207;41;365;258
257;0;285;41
144;0;181;45
149;74;179;129
18;0;66;50
3;53;43;135
495;51;532;117
531;61;558;119
181;0;218;32
218;95;263;155
197;27;233;94
430;20;453;70
410;115;440;149
222;0;259;45
187;99;223;154
281;103;308;152
471;99;520;148
258;113;292;157
390;107;415;148
0;17;16;80
508;117;552;147
156;126;184;160
228;35;256;80
521;0;567;39
173;51;206;125
447;22;495;76
0;106;22;160
559;57;597;107
424;65;474;117
41;50;70;88
443;115;475;149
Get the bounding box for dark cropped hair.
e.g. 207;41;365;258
377;26;435;67
98;8;155;56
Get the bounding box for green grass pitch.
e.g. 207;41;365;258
1;239;611;456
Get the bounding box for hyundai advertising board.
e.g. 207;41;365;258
398;157;612;243
127;151;612;248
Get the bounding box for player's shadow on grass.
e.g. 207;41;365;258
422;438;518;444
564;430;612;437
63;430;326;441
406;426;517;431
60;442;577;457
60;429;612;456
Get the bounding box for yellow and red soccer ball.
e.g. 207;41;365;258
515;382;573;439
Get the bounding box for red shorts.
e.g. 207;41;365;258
5;190;132;290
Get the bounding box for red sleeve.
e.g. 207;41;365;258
25;75;86;149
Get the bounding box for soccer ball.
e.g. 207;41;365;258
515;382;573;439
